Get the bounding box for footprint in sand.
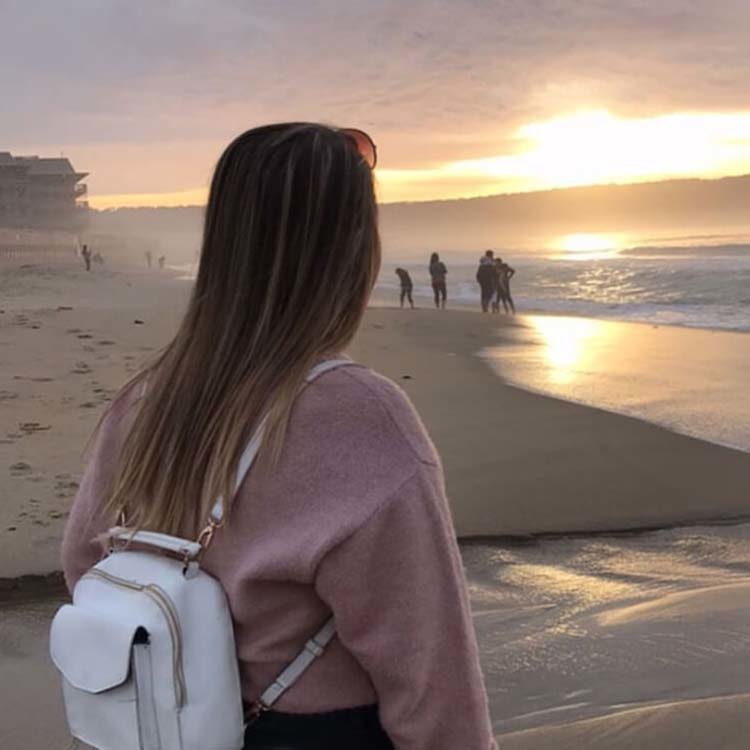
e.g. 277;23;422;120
80;401;98;409
98;340;116;346
18;422;52;435
0;390;18;402
77;334;93;340
9;462;32;476
54;479;79;498
71;362;92;375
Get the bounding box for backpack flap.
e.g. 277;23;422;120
50;604;140;693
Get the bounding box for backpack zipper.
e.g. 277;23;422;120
82;568;186;707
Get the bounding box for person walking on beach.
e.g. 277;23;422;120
476;250;496;313
429;252;447;309
81;244;91;272
158;254;166;270
61;124;496;750
494;257;516;314
395;267;414;308
145;249;153;269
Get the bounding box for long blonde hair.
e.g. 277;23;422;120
104;123;381;536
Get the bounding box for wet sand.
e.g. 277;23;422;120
500;694;750;750
352;307;750;537
3;261;750;748
484;313;750;452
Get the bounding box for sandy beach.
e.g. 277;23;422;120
2;260;750;748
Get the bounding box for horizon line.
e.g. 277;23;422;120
88;171;750;212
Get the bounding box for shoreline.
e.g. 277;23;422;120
477;311;750;454
371;295;750;336
8;514;750;594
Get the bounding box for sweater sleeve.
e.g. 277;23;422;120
314;462;496;750
61;399;129;592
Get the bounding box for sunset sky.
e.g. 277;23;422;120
3;1;750;208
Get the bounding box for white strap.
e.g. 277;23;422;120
257;617;337;710
210;359;355;524
107;527;203;560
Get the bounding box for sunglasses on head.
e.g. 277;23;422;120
339;127;377;169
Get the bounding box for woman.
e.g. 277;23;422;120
494;257;516;314
428;252;447;308
62;124;495;750
395;266;414;309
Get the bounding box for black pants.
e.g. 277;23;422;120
243;704;394;750
480;282;495;312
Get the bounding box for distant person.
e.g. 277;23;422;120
158;255;166;270
81;244;91;272
429;252;447;309
494;257;516;314
145;250;153;269
395;267;414;308
476;250;496;312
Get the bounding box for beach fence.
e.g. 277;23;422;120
0;228;80;263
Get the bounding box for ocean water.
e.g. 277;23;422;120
468;521;750;734
376;240;750;332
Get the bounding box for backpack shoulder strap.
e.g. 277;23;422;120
230;359;355;719
209;358;356;525
250;617;337;718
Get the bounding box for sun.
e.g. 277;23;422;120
555;233;622;258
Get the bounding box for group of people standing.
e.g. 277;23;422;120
394;250;515;313
476;249;515;314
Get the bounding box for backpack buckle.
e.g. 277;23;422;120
245;700;269;726
196;519;219;552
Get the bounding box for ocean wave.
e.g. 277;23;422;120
376;246;750;332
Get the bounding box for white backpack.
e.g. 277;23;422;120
49;360;354;750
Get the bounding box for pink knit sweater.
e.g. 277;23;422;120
61;363;496;749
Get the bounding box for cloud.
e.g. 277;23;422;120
2;0;748;199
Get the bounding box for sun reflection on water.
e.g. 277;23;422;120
528;316;603;384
